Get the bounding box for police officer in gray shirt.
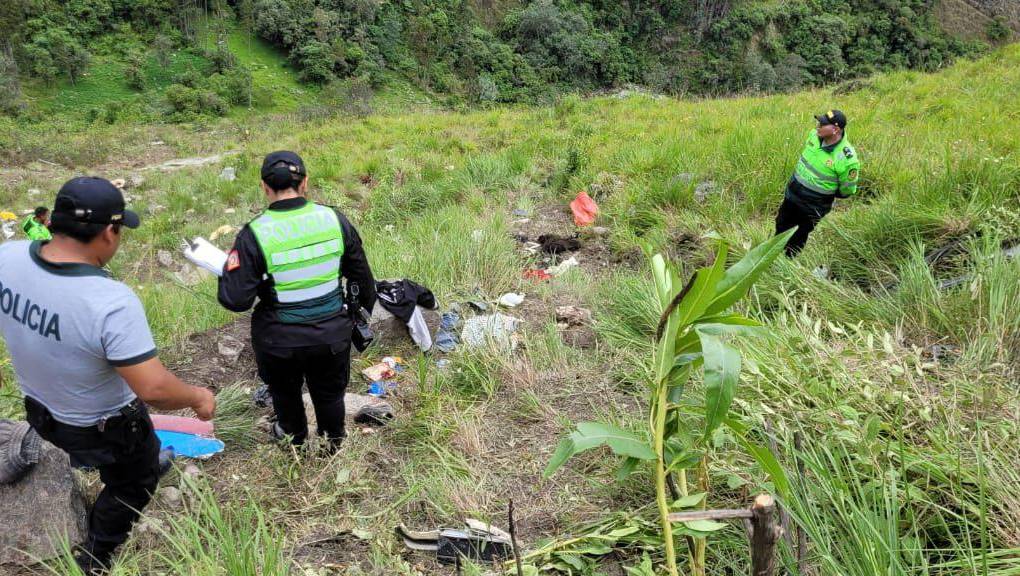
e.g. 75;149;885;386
0;177;216;575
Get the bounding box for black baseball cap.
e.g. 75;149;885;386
815;109;847;129
261;151;307;191
51;177;140;229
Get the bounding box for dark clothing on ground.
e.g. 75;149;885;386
376;279;438;323
24;397;159;570
254;343;351;446
775;194;825;257
217;197;376;352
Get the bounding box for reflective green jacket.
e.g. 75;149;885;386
792;130;861;198
22;217;51;241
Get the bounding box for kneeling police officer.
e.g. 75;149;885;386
0;177;216;574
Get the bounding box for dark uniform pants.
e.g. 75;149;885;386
775;197;826;257
24;397;160;565
255;342;350;446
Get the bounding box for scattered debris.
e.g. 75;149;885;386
468;300;490;312
588;172;624;200
538;234;581;255
462;313;522;351
362;363;396;382
556;306;593;327
354;403;394;426
436;359;452;369
498;293;525;308
224;208;236;214
397;520;512;565
590;226;610;236
812;266;830;280
512;208;530;217
219;167;237;181
923;343;961;364
216;335;244;362
570;191;599;226
435;311;461;353
367;381;397;397
547;257;580;276
253;384;272;408
523;269;552;282
110;178;127;190
938;275;970;291
209;224;235;241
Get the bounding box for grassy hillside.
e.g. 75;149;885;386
1;43;1019;575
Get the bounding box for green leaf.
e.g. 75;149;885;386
606;526;641;539
615;456;641;481
670;241;728;329
726;417;791;497
704;228;795;316
682;519;729;532
544;422;656;478
575;422;656;460
543;436;580;478
555;553;587;570
698;327;741;441
671;491;707;509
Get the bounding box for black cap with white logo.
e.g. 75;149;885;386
261;151;307;191
51;177;140;229
815;109;847;129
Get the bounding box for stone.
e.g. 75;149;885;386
160;486;182;506
128;174;145;188
591;226;610;236
156;250;174;268
27;188;41;197
694;181;719;203
216;335;244;362
182;464;202;479
556;306;593;327
0;441;88;565
368;305;441;352
219;167;237;181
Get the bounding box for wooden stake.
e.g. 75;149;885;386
750;494;781;576
763;421;794;556
508;500;524;576
794;432;811;576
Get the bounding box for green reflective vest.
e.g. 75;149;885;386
22;217;52;241
250;202;344;322
793;130;861;197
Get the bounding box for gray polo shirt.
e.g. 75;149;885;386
0;241;157;427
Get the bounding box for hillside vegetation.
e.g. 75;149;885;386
1;0;1009;123
0;39;1019;576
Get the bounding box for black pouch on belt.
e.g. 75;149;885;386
99;400;153;455
24;396;56;437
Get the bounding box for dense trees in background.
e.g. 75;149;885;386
0;0;997;118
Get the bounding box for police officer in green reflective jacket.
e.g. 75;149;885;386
775;109;860;256
218;151;376;452
22;206;52;241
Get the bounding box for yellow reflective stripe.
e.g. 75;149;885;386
798;156;839;183
270;239;342;267
276;279;340;303
273;257;341;284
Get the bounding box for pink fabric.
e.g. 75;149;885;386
151;414;214;437
570;191;599;226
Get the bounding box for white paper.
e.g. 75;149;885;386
182;237;227;277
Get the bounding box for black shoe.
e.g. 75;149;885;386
158;448;175;477
74;547;111;576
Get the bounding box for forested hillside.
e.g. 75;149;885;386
1;0;1011;122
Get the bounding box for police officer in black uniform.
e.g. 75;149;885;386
218;152;375;451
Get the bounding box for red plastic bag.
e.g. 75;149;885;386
570;191;599;227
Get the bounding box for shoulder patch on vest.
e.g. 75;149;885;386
226;250;240;271
843;147;854;159
848;168;859;180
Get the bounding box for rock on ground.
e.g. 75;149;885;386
368;306;440;352
0;441;87;565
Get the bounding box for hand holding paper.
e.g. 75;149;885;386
182;237;228;277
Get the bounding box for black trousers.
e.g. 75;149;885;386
254;342;350;446
775;197;826;257
24;398;160;565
